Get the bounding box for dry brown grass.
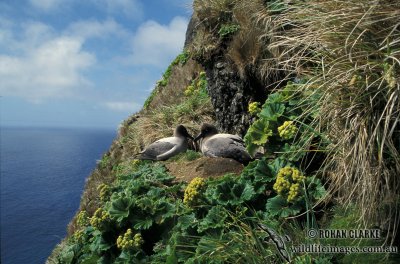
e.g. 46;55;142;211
193;0;237;28
190;0;238;62
234;0;287;85
227;3;263;79
188;26;219;63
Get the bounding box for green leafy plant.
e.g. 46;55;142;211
218;24;240;38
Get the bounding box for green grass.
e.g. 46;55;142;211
143;50;191;109
167;150;202;162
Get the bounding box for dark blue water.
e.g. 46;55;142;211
0;127;115;264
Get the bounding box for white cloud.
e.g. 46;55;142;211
0;17;141;103
0;20;98;102
104;101;140;112
130;16;188;67
0;36;95;102
29;0;64;11
0;14;190;106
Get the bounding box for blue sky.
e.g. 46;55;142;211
0;0;192;128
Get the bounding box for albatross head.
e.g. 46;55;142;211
174;125;194;140
194;123;219;142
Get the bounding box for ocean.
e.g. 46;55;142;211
0;127;116;264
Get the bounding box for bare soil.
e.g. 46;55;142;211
164;157;244;183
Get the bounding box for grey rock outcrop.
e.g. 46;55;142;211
204;60;266;137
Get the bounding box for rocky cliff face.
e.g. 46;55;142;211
204;60;264;137
185;5;283;137
185;16;261;137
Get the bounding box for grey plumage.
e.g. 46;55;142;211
134;125;193;161
194;123;252;164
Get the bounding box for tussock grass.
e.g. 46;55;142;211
257;0;400;242
227;1;264;79
192;0;288;90
193;0;237;28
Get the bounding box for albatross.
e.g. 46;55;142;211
194;123;252;164
134;125;193;161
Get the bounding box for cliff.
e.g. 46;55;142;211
49;0;400;263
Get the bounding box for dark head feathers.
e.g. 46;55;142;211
195;123;219;141
174;125;194;140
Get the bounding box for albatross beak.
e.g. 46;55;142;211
194;133;203;142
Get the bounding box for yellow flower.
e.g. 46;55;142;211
90;208;110;229
197;79;207;89
76;210;89;227
184;177;206;206
117;229;144;251
72;229;85;243
274;167;306;203
248;102;261;115
97;183;111;201
287;183;301;203
273;176;290;195
278;121;298;140
184;85;195;96
292;169;306;182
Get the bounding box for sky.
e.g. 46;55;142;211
0;0;192;129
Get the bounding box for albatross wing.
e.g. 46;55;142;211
137;137;187;161
201;134;252;164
